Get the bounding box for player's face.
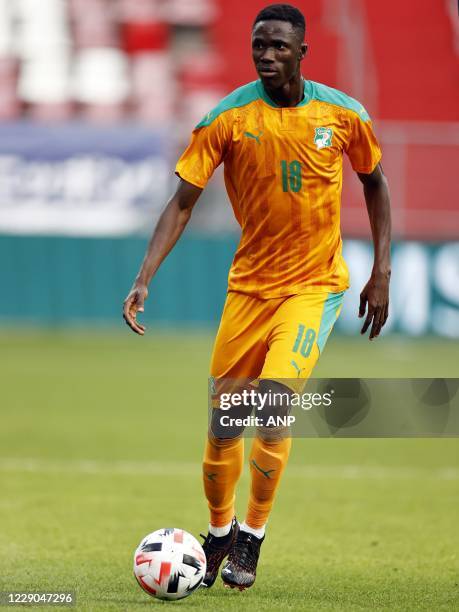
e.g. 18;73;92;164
252;20;305;89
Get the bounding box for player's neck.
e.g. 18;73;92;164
263;74;304;108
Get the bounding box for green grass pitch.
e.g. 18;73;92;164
0;330;458;610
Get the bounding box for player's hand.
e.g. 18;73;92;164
359;272;390;340
123;284;148;335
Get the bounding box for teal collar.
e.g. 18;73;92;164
256;78;311;108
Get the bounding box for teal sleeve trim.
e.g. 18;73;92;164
309;81;371;122
195;81;261;128
317;291;346;353
194;79;371;127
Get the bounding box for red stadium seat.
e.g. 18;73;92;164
365;0;459;121
121;21;169;55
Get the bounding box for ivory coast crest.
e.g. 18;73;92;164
314;127;333;149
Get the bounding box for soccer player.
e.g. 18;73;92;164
123;3;391;591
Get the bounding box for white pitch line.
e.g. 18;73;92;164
0;458;458;481
0;458;198;476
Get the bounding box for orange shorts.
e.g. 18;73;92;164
210;290;345;391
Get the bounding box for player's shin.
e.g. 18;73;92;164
203;431;244;528
201;432;244;588
246;428;292;530
245;380;293;530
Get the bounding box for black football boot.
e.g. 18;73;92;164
220;529;264;590
200;517;239;588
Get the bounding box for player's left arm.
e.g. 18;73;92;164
357;163;391;340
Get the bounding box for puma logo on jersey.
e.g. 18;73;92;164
244;130;264;144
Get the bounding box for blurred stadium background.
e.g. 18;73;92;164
0;0;457;333
1;2;458;607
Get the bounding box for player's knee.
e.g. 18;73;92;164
208;411;246;443
255;424;290;443
207;428;244;446
209;392;253;441
256;379;292;442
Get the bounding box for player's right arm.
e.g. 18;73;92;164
123;179;202;335
123;104;230;335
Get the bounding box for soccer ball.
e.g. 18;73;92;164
133;528;206;601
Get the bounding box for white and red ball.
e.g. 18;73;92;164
133;528;206;601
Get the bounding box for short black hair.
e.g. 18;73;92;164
253;4;306;39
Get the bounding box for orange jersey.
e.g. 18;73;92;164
176;79;382;298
